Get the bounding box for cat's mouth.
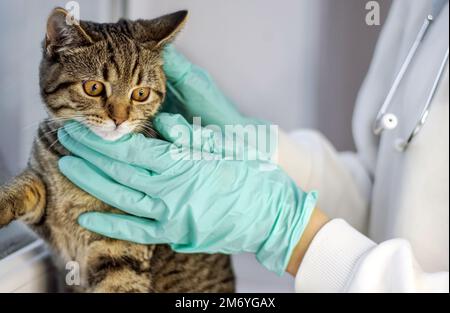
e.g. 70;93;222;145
83;120;135;141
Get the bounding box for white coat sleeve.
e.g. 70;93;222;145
295;219;450;293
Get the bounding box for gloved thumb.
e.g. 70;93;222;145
154;113;228;156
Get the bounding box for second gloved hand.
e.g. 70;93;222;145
163;46;278;162
163;45;260;129
57;113;317;275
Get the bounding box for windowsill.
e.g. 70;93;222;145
0;222;37;260
0;223;57;292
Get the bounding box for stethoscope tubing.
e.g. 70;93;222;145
372;4;449;152
373;16;433;135
396;47;449;151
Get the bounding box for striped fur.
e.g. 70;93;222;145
0;9;234;293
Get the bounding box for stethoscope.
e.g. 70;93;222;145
373;0;449;151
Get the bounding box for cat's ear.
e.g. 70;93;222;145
133;10;188;49
45;7;94;56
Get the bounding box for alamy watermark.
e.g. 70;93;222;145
166;117;279;170
365;1;381;26
65;261;81;286
65;1;80;26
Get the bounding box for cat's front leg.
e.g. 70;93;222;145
0;169;46;226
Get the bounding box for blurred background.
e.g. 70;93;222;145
0;0;391;292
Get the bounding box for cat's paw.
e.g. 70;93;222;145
0;189;15;227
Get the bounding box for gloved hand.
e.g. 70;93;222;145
163;46;277;162
57;113;317;275
163;45;261;130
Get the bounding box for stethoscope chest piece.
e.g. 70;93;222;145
373;113;398;135
373;4;449;152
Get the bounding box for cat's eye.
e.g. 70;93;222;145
83;80;105;97
131;87;151;102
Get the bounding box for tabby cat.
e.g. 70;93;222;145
0;8;234;292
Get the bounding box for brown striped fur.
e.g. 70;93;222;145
0;8;234;292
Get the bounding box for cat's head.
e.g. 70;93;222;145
40;8;188;140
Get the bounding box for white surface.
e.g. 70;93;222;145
0;240;53;293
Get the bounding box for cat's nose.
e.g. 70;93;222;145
112;116;127;126
106;102;130;127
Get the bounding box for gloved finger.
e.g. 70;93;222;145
59;156;167;220
62;121;189;173
165;67;248;131
59;128;172;195
58;128;169;195
154;113;227;156
153;112;192;144
78;212;170;245
163;44;192;82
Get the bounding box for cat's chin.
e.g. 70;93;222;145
87;123;134;142
93;130;128;141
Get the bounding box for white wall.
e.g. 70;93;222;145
128;0;312;130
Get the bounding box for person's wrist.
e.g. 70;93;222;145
286;208;330;276
255;187;318;275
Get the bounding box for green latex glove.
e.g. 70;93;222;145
57;114;317;275
163;46;277;161
162;45;261;130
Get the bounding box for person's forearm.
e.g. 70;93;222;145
277;130;330;276
276;131;314;191
286;208;330;276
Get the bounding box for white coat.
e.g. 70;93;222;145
281;0;449;292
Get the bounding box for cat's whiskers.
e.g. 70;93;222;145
48;115;87;126
136;123;157;138
21;115;88;131
21;118;65;131
39;121;83;149
36;127;61;142
35;117;88;143
45;123;87;151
